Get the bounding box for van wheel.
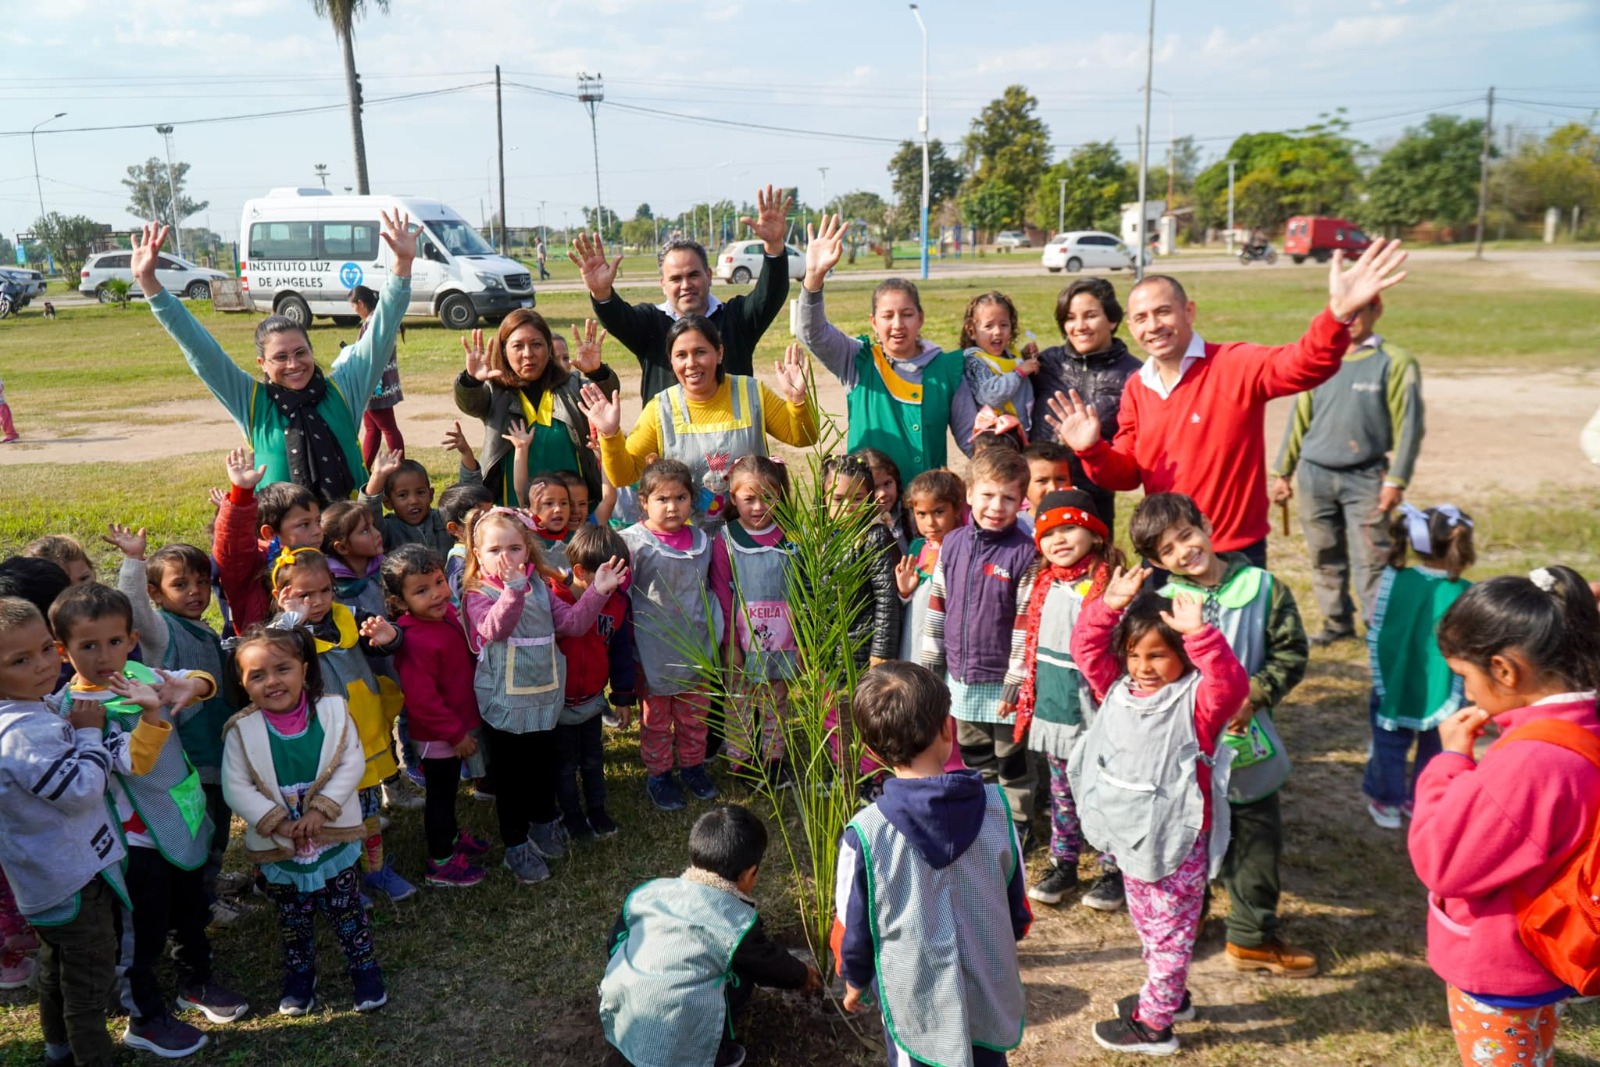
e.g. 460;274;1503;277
730;266;752;284
439;294;477;330
1313;250;1331;264
1065;257;1082;273
184;281;211;299
1291;255;1306;264
277;293;311;327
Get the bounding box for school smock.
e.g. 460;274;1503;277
1367;565;1469;732
149;273;411;491
709;522;798;681
1002;562;1096;760
308;603;404;789
620;524;724;696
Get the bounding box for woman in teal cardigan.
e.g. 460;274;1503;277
132;212;417;502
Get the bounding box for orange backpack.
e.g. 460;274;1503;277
1503;718;1600;995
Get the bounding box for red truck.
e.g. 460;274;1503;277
1283;217;1373;264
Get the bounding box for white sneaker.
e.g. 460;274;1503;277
1367;802;1403;830
381;778;425;812
208;898;250;928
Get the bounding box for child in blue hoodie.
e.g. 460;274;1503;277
835;662;1031;1067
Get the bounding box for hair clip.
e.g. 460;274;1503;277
1529;567;1558;593
270;610;307;631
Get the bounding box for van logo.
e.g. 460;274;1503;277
339;262;364;289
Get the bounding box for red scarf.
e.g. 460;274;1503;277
1014;556;1109;742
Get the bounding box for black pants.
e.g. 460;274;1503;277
1237;537;1268;569
484;724;560;848
36;876;120;1067
201;782;231;899
1220;791;1283;947
421;756;462;860
126;847;211;1022
555;716;608;824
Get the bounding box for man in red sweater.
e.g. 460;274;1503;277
1050;240;1409;563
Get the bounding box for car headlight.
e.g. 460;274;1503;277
475;273;504;291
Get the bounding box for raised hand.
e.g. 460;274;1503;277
155;672;207;712
803;214;846;290
1328;237;1408;320
1044;389;1103;452
225;446;267;491
130;222;170;294
368;447;403;487
462;328;508;384
1102;565;1152;611
773;343;811;405
501;418;535;453
894;554;921;599
378;208;419;269
578;381;623;437
741;184;794;255
103;522;148;561
570;320;608;375
359;614;399;647
442;420;479;469
493;552;526;587
207;487;227;512
1159;593;1206;636
568;232;623;301
104;673;162;713
592;556;629;597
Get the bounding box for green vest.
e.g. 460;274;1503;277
103;661;212;870
246;379;366;493
846;338;964;481
160;614;234;780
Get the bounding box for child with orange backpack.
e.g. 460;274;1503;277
1407;565;1600;1067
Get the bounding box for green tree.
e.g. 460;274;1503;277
1359;115;1487;236
310;0;390;195
1191;120;1360;231
32;212;107;279
1504;121;1600;230
633;202;654;221
963;85;1051;229
621;217;656;250
1034;140;1132;234
1171;134;1202;192
830;190;886;264
122;158;209;232
961;180;1020;241
887;139;964;221
582;206;622;243
0;233;13;266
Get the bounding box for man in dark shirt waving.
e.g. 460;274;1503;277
570;184;793;402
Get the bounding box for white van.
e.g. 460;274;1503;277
239;188;534;329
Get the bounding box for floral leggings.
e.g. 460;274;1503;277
1124;836;1209;1031
1446;985;1563;1066
263;865;379;986
1046;756;1082;866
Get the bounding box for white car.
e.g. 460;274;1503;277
712;241;805;284
994;230;1031;249
80;250;229;302
1040;231;1140;273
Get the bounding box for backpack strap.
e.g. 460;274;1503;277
1498;719;1600;775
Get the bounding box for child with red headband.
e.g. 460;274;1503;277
1002;490;1123;906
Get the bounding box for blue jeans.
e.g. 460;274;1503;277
1362;690;1442;806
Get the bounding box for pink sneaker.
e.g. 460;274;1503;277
0;955;34;989
6;930;39;956
425;852;486;888
453;830;490;859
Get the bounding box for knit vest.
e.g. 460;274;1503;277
620;525;722;696
724;529;797;681
159;614;233;780
471;579;567;734
1162;567;1291;803
247;378;366;492
599;878;758;1067
846;339;964;481
849;787;1025;1065
1069;672;1234;884
313;604;402;788
103;661;212;870
1025;578;1095;760
656;376;768;534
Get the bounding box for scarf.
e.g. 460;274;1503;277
1014;556;1109;742
263;368;354;504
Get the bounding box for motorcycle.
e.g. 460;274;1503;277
0;284;17;320
1238;242;1278;265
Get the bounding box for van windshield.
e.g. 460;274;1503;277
425;219;495;257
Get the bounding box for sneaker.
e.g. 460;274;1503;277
402;764;426;789
588;809;620;837
362;865;418;902
277;975;316;1017
1226;938;1319;978
528;819;568;860
208;897;249;928
1028;861;1079;905
679;763;719;801
175;980;249;1024
381;777;425;812
5;929;39;956
714;1040;746;1067
646;773;686;812
452;830;491;859
1117;990;1196;1025
562;813;597;843
213;872;252;898
502;841;551;885
470;779;496;802
1307;626;1357;648
1092;1013;1178;1056
1082;868;1126;912
1401;800;1415;820
601;708;623;729
1367;801;1403;830
425;852;486;888
0;956;33;989
123;1014;209;1058
352;970;387;1013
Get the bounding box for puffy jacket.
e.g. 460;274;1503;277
1031;338;1142;501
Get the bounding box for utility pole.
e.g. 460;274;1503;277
1227;160;1236;255
29;112;66;234
539;200;546;247
1473;86;1494;260
314;163;329;188
495;65;507;256
155;124;182;259
910;4;930;280
578;72;605;244
1135;0;1155;282
818;167;829;213
1058;179;1067;234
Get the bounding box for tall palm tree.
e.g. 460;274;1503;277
310;0;389;195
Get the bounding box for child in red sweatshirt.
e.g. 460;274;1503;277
213;448;324;633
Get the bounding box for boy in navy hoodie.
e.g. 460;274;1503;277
835;662;1031;1067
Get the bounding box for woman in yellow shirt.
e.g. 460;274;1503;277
579;315;817;530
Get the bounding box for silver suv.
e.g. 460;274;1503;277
80;250;229;302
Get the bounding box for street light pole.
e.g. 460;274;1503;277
818;167;829;214
1227;160;1236;255
1058;179;1067;234
155;124;182;258
30;112;67;231
1135;0;1155;282
910;4;930;281
578;72;605;243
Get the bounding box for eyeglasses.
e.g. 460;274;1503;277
264;350;313;366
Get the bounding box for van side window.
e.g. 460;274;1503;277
319;222;380;259
250;222;316;260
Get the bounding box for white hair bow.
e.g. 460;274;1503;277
1396;502;1472;557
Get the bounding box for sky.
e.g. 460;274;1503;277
2;0;1597;245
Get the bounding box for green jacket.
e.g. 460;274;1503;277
1166;553;1308;712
